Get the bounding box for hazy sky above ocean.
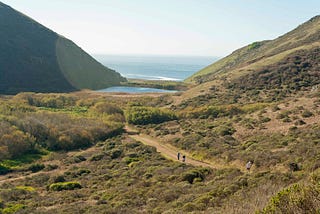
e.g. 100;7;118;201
3;0;320;57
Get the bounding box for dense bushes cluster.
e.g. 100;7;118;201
21;93;76;108
260;183;320;213
183;103;268;119
0;122;35;159
0;94;124;162
0;136;252;213
229;48;320;92
14;112;121;151
125;106;177;125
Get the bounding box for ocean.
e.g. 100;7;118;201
94;54;217;81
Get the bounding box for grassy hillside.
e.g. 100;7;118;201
0;2;74;94
186;15;320;84
0;89;319;213
0;2;125;94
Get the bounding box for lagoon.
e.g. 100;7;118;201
97;86;178;93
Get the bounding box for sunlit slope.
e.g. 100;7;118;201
186;15;320;83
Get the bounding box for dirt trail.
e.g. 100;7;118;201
0;169;63;185
129;133;214;168
126;126;245;171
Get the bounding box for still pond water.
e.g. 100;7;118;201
97;86;178;93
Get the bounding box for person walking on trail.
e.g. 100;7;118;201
177;152;181;160
182;155;186;162
246;161;253;171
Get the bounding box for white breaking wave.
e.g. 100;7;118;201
125;74;182;81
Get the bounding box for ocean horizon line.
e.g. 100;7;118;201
93;53;219;59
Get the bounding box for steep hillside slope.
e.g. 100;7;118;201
56;38;124;90
0;2;125;94
187;15;320;84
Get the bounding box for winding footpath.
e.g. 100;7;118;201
125;125;243;171
0;127;245;185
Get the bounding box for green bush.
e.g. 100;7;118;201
215;125;236;136
301;110;313;118
49;181;82;191
0;165;12;175
28;163;45;173
89;153;105;161
0;203;26;214
182;168;211;184
248;41;263;50
74;169;91;177
260;183;320;213
123;157;140;165
110;149;123;159
125;107;176;125
51;175;66;183
91;102;123;115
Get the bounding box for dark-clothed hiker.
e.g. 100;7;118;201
177;152;181;160
182;155;186;162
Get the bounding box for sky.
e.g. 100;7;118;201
2;0;320;57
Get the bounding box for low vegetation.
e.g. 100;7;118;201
0;86;319;213
122;79;190;91
49;182;82;191
0;93;125;174
125;106;177;125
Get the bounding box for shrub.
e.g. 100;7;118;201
110;149;123;159
15;186;35;192
289;162;299;171
91;102;123;115
248;41;262;50
260;117;271;123
272;105;280;112
49;181;82;191
89;153;105;161
182;168;211;184
0;187;35;201
123;157;140;165
0;129;35;159
28;163;45;173
282;117;292;123
215;125;236;136
74;169;91;177
45;164;58;171
51;175;66;183
260;183;320;213
302;110;313;118
0;165;12;175
73;155;86;163
295;119;306;125
0;203;26;214
125;107;177;125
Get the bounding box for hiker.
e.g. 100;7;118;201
177;152;181;160
182;155;186;162
246;161;253;171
